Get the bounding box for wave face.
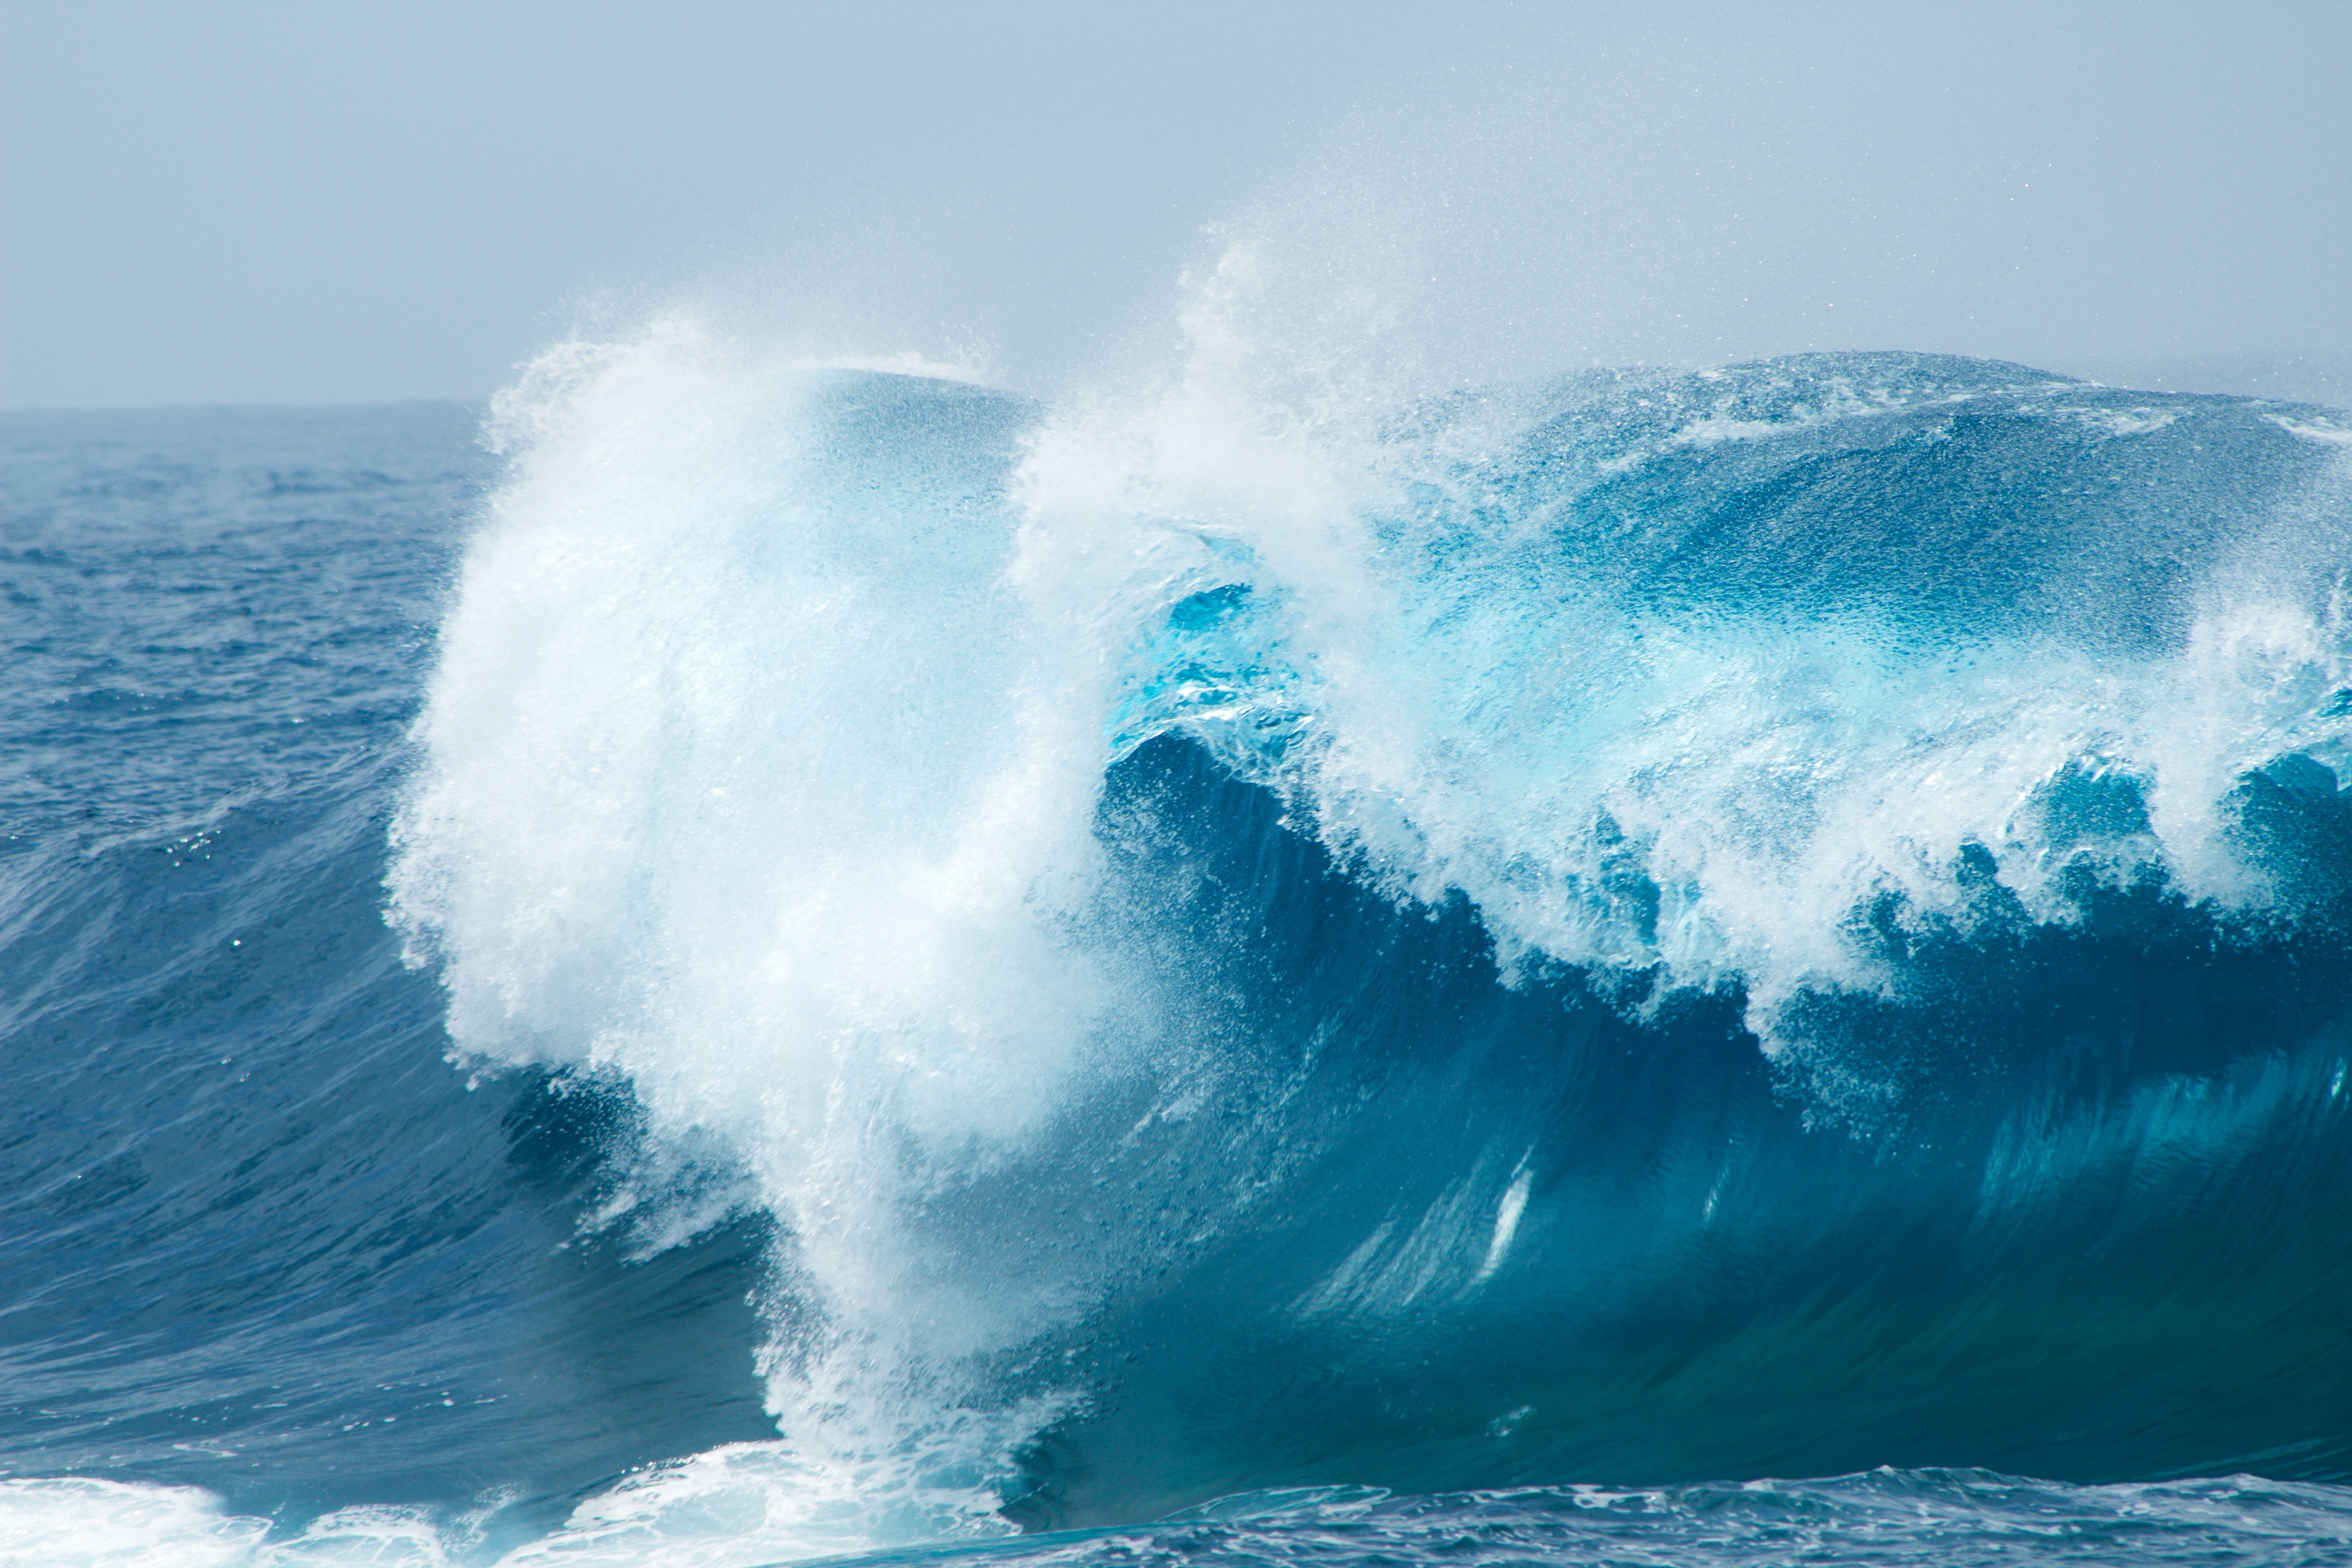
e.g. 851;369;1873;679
9;330;2352;1563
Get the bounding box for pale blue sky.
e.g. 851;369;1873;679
4;1;2348;407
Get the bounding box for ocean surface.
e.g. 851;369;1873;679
5;339;2352;1566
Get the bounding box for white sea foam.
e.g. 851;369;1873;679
0;1478;269;1566
0;1445;1015;1566
387;321;1137;1530
2267;411;2352;445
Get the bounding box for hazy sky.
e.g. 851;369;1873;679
4;1;2348;408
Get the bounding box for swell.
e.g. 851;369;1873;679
0;407;776;1534
0;770;775;1512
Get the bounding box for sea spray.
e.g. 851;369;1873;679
387;334;1140;1532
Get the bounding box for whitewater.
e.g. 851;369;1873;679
7;261;2352;1564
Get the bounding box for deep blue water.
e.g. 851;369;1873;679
5;354;2352;1565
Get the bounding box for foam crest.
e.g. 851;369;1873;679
1018;248;2352;1042
389;328;1135;1509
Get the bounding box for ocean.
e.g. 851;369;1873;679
5;336;2352;1566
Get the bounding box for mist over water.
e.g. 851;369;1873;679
14;4;2350;408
